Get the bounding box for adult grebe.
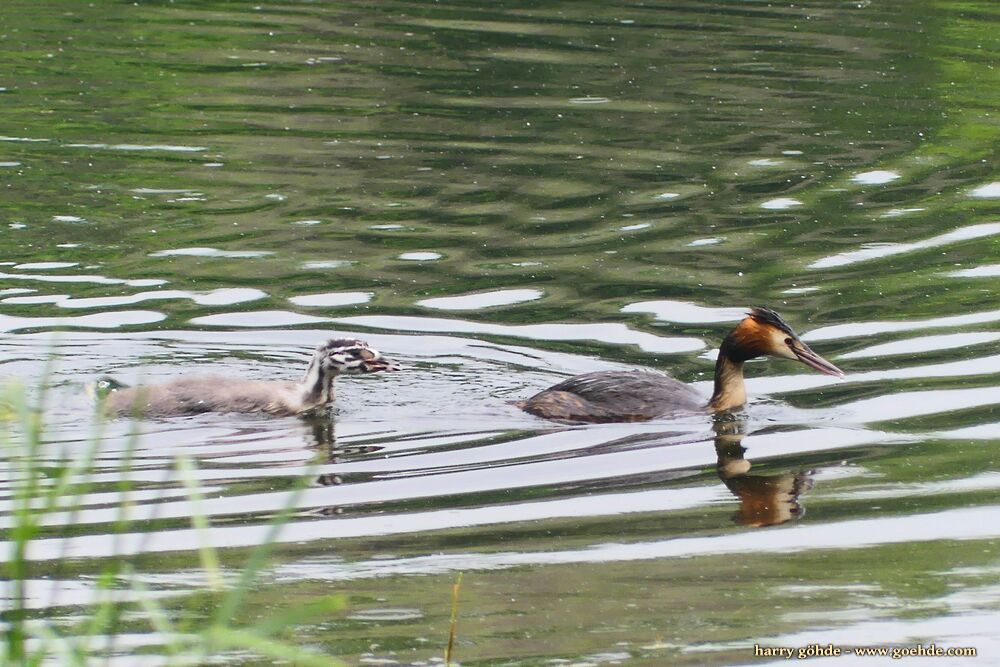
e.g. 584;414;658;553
516;307;843;422
100;338;399;418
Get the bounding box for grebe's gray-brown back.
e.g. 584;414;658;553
517;307;843;422
100;338;399;418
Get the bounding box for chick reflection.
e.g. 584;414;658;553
306;415;386;516
714;422;814;527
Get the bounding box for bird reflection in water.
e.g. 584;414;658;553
713;421;814;527
303;405;814;526
307;416;385;516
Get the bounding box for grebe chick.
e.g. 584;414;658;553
100;338;399;418
517;307;843;422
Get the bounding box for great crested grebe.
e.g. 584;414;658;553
516;307;843;422
100;338;399;418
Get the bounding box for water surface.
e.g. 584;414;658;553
1;0;998;664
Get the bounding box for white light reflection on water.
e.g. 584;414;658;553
288;291;373;307
131;187;202;195
417;288;543;310
0;578;184;611
3;288;266;309
191;311;332;327
804;308;1000;341
833;387;1000;424
840;332;1000;359
880;206;924;218
65;142;207;152
0;136;49;142
11;427;717;532
948;264;1000;278
740;355;1000;397
397;251;443;261
300;260;356;269
687;237;723;246
809;222;1000;269
148;247;273;258
0;310;166;332
13;262;79;270
0;271;166;287
332;314;705;353
850;170;900;185
262;505;1000;582
969;182;1000;198
824;472;1000;502
621;299;746;323
19;444;988;565
760;197;802;209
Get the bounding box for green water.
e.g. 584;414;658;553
2;0;998;664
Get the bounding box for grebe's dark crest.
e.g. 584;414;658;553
99;338;400;418
518;307;842;422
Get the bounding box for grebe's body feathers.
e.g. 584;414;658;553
517;370;703;422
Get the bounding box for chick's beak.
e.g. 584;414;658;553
361;355;401;373
791;341;844;377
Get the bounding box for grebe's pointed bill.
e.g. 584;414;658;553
792;342;844;377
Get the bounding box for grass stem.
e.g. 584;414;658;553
445;572;463;666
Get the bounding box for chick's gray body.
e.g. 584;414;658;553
104;376;308;418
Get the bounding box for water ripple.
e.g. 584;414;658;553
0;310;165;332
0;271;165;287
332;315;705;354
809;222;1000;269
3;288;266;309
417;288;544;311
804;308;1000;341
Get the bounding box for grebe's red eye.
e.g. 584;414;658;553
784;337;793;346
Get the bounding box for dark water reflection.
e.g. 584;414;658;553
713;422;814;528
2;0;998;663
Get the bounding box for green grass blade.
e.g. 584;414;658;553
175;455;223;592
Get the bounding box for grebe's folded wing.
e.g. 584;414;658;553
521;370;703;422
